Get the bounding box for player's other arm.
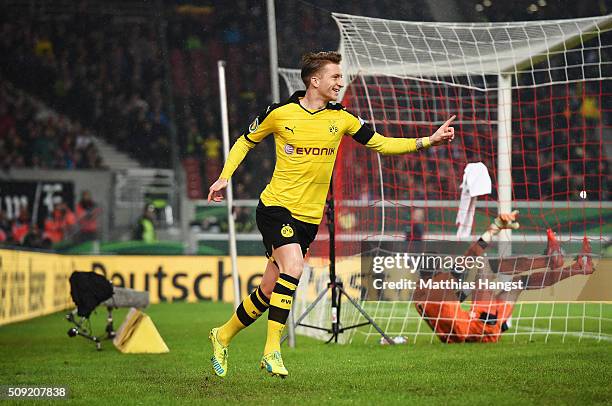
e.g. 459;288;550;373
208;106;276;202
345;112;456;155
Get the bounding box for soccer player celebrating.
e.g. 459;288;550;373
207;51;456;377
414;212;595;343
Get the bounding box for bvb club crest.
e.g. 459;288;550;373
329;120;339;135
281;224;294;238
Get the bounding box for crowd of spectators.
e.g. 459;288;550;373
0;6;170;169
0;79;103;169
0;1;608;204
0;190;100;249
510;80;609;201
167;0;611;203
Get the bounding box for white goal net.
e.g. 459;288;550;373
284;12;612;344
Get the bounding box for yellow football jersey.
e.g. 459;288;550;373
220;91;429;224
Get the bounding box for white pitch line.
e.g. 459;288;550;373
514;326;612;342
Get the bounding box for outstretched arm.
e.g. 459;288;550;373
365;115;456;155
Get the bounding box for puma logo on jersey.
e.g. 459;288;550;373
285;126;295;134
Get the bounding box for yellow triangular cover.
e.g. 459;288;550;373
113;308;169;353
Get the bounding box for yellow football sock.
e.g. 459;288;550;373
217;286;270;346
264;320;285;355
263;273;299;355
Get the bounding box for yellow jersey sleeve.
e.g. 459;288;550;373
365;133;431;155
219;105;277;180
342;109;431;155
219;136;255;180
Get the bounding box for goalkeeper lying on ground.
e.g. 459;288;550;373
414;212;595;343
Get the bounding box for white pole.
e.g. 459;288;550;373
31;181;42;227
267;0;280;103
218;60;241;310
497;74;513;256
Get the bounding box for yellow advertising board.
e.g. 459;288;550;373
0;249;271;326
0;249;73;326
1;248;608;327
67;255;268;303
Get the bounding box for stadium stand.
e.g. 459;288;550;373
0;1;608;202
0;8;169;169
0;79;103;170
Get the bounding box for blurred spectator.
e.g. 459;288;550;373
203;133;222;187
133;203;157;243
199;216;221;233
76;190;100;242
0;209;11;243
234;206;254;232
11;207;30;244
406;208;425;241
22;224;51;249
43;195;76;244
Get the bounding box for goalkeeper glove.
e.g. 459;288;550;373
480;210;520;244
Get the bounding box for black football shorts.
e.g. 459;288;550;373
255;200;319;258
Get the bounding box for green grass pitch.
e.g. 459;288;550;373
1;302;611;405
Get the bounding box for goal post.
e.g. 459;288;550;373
282;13;612;344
